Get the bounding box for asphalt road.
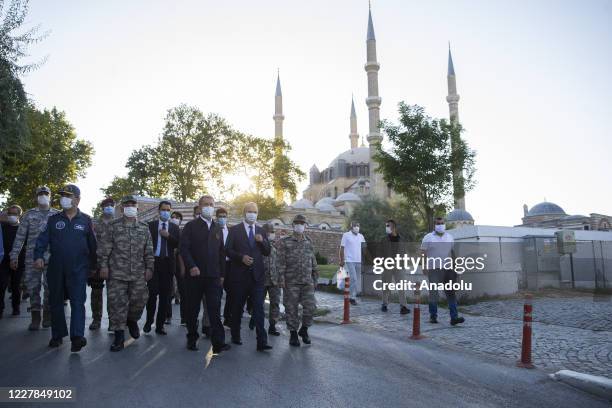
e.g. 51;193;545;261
0;304;609;408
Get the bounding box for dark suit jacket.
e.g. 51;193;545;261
225;222;271;284
179;217;225;279
148;219;180;270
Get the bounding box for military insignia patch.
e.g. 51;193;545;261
55;221;66;230
74;224;85;231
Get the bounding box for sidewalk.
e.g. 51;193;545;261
314;291;612;379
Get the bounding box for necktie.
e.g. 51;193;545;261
161;222;168;257
248;225;255;248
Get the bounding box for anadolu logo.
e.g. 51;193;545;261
55;221;66;230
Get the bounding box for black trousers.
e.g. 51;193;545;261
0;263;23;311
230;275;267;347
184;276;225;347
146;257;173;328
222;261;232;323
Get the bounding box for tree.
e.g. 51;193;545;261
230;192;283;221
0;105;94;209
0;0;48;173
375;103;476;232
348;196;418;243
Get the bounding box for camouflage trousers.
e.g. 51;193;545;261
264;285;280;324
88;277;105;322
107;278;148;332
24;263;50;313
283;283;315;331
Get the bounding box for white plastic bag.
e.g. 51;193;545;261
336;266;348;290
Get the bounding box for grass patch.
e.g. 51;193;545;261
318;264;338;280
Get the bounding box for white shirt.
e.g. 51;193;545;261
420;231;454;265
341;231;366;263
155;220;169;257
243;220;257;238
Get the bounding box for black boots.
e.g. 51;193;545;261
298;326;311;344
289;330;300;347
70;336;87;352
110;330;125;352
48;337;63;348
126;320;140;339
42;308;52;328
29;311;41;331
268;322;280;336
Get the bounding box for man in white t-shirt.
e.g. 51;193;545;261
420;217;465;326
339;221;366;305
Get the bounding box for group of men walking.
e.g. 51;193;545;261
0;185;319;354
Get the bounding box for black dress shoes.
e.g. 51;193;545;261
143;322;152;333
212;344;231;354
48;337;63;348
70;336;87;352
187;339;198;351
256;344;273;352
231;338;243;345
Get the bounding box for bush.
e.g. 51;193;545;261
315;251;328;265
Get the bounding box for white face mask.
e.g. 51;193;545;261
434;224;446;234
351;226;359;234
268;233;276;240
123;206;138;218
37;195;50;206
385;226;392;234
201;206;214;219
245;212;257;224
60;197;73;210
7;215;19;224
170;218;180;226
293;224;305;234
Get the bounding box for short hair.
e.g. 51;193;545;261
435;217;445;222
199;195;215;204
386;219;396;227
7;204;23;215
350;220;360;227
243;202;258;213
158;200;172;210
171;211;183;221
216;207;228;217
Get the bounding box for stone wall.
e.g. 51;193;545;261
273;227;342;264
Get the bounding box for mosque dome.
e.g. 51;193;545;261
315;197;335;208
316;203;336;212
290;198;314;209
527;202;566;217
335;192;362;203
447;208;474;222
328;146;370;168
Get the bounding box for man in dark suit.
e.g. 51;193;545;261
144;201;180;335
225;202;272;352
179;195;230;353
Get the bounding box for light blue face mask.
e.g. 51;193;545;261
217;217;227;227
160;210;171;221
103;206;115;216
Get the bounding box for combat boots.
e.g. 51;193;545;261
268;322;280;336
28;311;41;331
110;330;125;352
42;308;52;328
298;326;311;344
126;320;140;339
289;330;300;347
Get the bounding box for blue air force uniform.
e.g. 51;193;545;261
34;209;97;340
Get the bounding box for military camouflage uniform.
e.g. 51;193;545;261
89;217;113;323
277;234;318;331
97;217;154;331
9;207;59;313
263;245;280;325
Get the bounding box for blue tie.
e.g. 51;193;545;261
248;225;255;248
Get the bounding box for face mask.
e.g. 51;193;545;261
435;224;446;234
217;217;227;227
268;233;276;240
37;195;50;206
60;197;73;210
170;218;181;226
7;215;19;224
159;210;171;221
293;224;305;234
352;226;359;234
245;212;257;224
201;206;214;219
123;206;138;218
103;206;115;216
385;226;392;234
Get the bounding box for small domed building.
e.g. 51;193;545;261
519;201;611;231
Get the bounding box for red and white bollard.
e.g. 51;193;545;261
341;277;351;324
517;294;534;368
410;290;424;340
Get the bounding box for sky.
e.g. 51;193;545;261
17;0;612;226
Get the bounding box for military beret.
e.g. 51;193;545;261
121;195;138;205
36;185;51;195
293;214;307;224
59;184;80;198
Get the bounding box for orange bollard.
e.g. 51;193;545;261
410;290;424;340
341;277;351;324
517;294;534;368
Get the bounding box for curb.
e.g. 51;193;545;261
550;370;612;401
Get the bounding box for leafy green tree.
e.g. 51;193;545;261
230;192;283;221
0;106;94;209
375;103;476;232
348;196;418;243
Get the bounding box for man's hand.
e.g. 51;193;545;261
242;255;254;266
190;266;201;277
254;233;263;243
145;269;153;281
339;260;345;267
99;267;109;279
9;260;18;271
33;259;44;270
159;229;170;238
